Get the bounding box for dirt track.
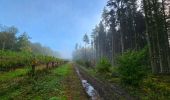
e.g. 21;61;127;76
74;64;134;100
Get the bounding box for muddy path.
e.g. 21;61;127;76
75;66;101;100
74;64;135;100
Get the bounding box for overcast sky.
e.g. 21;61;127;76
0;0;106;59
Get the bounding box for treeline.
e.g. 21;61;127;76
0;25;60;57
0;25;65;72
73;0;170;74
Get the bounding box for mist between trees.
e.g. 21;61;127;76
73;0;170;74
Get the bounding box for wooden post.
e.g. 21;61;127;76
52;62;54;68
46;62;49;69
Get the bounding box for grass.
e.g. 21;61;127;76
0;64;62;82
0;63;88;100
52;64;70;76
63;64;88;100
78;65;96;76
0;67;30;81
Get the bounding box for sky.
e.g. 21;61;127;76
0;0;106;59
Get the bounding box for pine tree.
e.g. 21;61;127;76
143;0;170;73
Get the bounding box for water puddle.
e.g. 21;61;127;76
75;67;100;100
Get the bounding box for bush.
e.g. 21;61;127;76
84;61;91;67
76;60;91;68
117;48;149;87
96;57;111;77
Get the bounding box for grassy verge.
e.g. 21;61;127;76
64;64;88;100
0;63;88;100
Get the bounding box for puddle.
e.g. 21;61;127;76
76;68;100;100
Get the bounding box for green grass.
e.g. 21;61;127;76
52;64;70;76
0;63;88;100
0;67;30;81
0;65;69;100
79;65;96;76
0;64;69;82
63;63;88;100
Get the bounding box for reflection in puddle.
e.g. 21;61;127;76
76;68;100;100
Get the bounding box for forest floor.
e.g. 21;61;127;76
0;63;88;100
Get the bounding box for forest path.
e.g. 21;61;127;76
73;63;135;100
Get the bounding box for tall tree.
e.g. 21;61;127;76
143;0;170;73
83;34;89;60
16;32;31;52
106;0;146;64
0;26;18;50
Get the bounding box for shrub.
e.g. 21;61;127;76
111;67;119;77
76;60;91;68
84;61;91;67
117;48;149;87
96;57;111;77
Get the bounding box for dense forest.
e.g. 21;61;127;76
73;0;170;74
73;0;170;99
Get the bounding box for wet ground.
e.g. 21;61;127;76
75;67;101;100
74;64;134;100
